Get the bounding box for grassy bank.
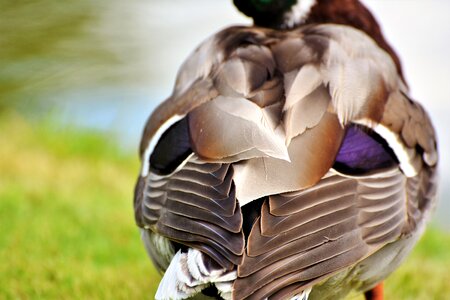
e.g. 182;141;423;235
0;112;449;299
0;112;158;299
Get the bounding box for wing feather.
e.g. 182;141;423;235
238;217;357;277
233;168;410;299
139;159;244;269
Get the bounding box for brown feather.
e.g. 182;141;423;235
233;168;414;298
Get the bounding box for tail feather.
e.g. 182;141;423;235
155;249;236;300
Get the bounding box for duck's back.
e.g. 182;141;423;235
134;2;438;299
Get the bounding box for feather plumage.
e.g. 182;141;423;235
134;1;438;299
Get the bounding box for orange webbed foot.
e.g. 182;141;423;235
364;282;384;300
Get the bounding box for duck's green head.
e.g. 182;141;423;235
233;0;316;28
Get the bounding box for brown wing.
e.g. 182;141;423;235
233;169;400;299
137;158;244;270
233;161;438;299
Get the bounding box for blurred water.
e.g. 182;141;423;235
49;87;164;151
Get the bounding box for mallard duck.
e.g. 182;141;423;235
133;0;438;299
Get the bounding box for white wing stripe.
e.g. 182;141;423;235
355;119;418;177
141;114;185;177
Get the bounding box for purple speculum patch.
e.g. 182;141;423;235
334;125;398;174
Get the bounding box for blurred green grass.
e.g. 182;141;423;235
1;112;449;299
0;112;159;299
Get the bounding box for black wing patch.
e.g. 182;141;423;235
150;117;192;175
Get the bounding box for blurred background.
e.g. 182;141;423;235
1;0;449;299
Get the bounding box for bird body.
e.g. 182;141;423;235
134;1;438;299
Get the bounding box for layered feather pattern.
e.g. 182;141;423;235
134;20;438;300
141;158;244;270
